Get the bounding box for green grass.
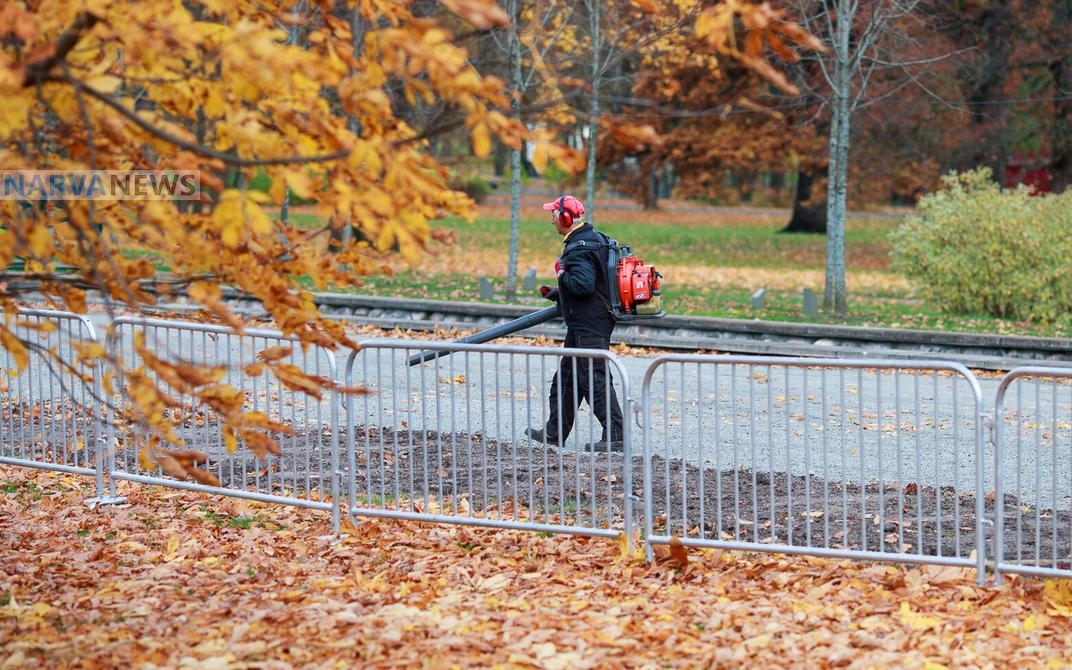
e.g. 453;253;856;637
336;209;1072;338
200;505;268;529
102;202;1072;339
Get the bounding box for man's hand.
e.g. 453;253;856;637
539;285;559;301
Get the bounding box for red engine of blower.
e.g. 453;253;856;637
617;256;662;315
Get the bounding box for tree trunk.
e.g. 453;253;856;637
504;0;522;303
1050;0;1072;193
969;3;1014;181
644;166;659;210
782;170;827;233
493;140;507;177
585;0;601;226
823;0;852;317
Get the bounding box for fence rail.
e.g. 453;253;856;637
0;310;108;499
104;317;343;530
344;339;635;541
641;355;987;583
3;309;1071;585
994;367;1072;584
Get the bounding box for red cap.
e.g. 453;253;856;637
542;194;585;218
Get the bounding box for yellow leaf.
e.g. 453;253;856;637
18;602;55;625
245;197;273;237
669;536;688;568
530;142;549;174
285;170;314;200
899;602;941;631
223;425;238;454
470;122;491;157
478;574;512;592
256;345;293;362
629;0;659;12
73;342;108;361
164;535;182;561
28;225;52;258
0;327;28;370
86;75;122;94
214;189;243;247
339;517;360;535
1043;579;1072;617
138;447;154;471
440;0;509;29
0;95;31;135
241;428;282;459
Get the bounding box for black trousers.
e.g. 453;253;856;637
543;330;624;441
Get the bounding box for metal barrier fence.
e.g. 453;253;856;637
105;317;343;530
0;309;107;499
7;309;1072;585
994;367;1072;583
344;339;634;541
641;355;988;584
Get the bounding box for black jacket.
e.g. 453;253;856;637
557;223;616;337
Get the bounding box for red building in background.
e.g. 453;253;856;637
1004;152;1055;193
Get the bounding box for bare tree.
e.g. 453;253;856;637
491;0;575;301
576;1;695;224
791;0;936;315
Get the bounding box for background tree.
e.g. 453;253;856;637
786;0;954;316
485;0;584;302
597;3;824;210
573;0;699;223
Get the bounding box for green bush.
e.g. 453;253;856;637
889;168;1072;323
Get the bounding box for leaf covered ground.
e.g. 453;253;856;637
2;465;1071;669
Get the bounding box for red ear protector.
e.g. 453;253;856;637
558;195;572;227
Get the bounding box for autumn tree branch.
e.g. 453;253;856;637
20;11;100;86
54;73;351;168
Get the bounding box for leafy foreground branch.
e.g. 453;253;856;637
2;466;1070;668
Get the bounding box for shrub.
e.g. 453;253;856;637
889;168;1072;323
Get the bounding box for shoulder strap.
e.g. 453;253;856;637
563;232;613;256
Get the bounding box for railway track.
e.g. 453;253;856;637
145;290;1072;372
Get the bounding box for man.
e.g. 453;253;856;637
525;194;625;452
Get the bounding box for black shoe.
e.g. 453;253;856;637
524;427;562;446
583;439;624;453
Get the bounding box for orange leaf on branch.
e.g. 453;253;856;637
269;363;329;400
256;346;295;363
606;123;662;153
440;0;510;30
240;428;282;459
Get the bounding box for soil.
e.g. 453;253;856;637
212;423;1071;568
